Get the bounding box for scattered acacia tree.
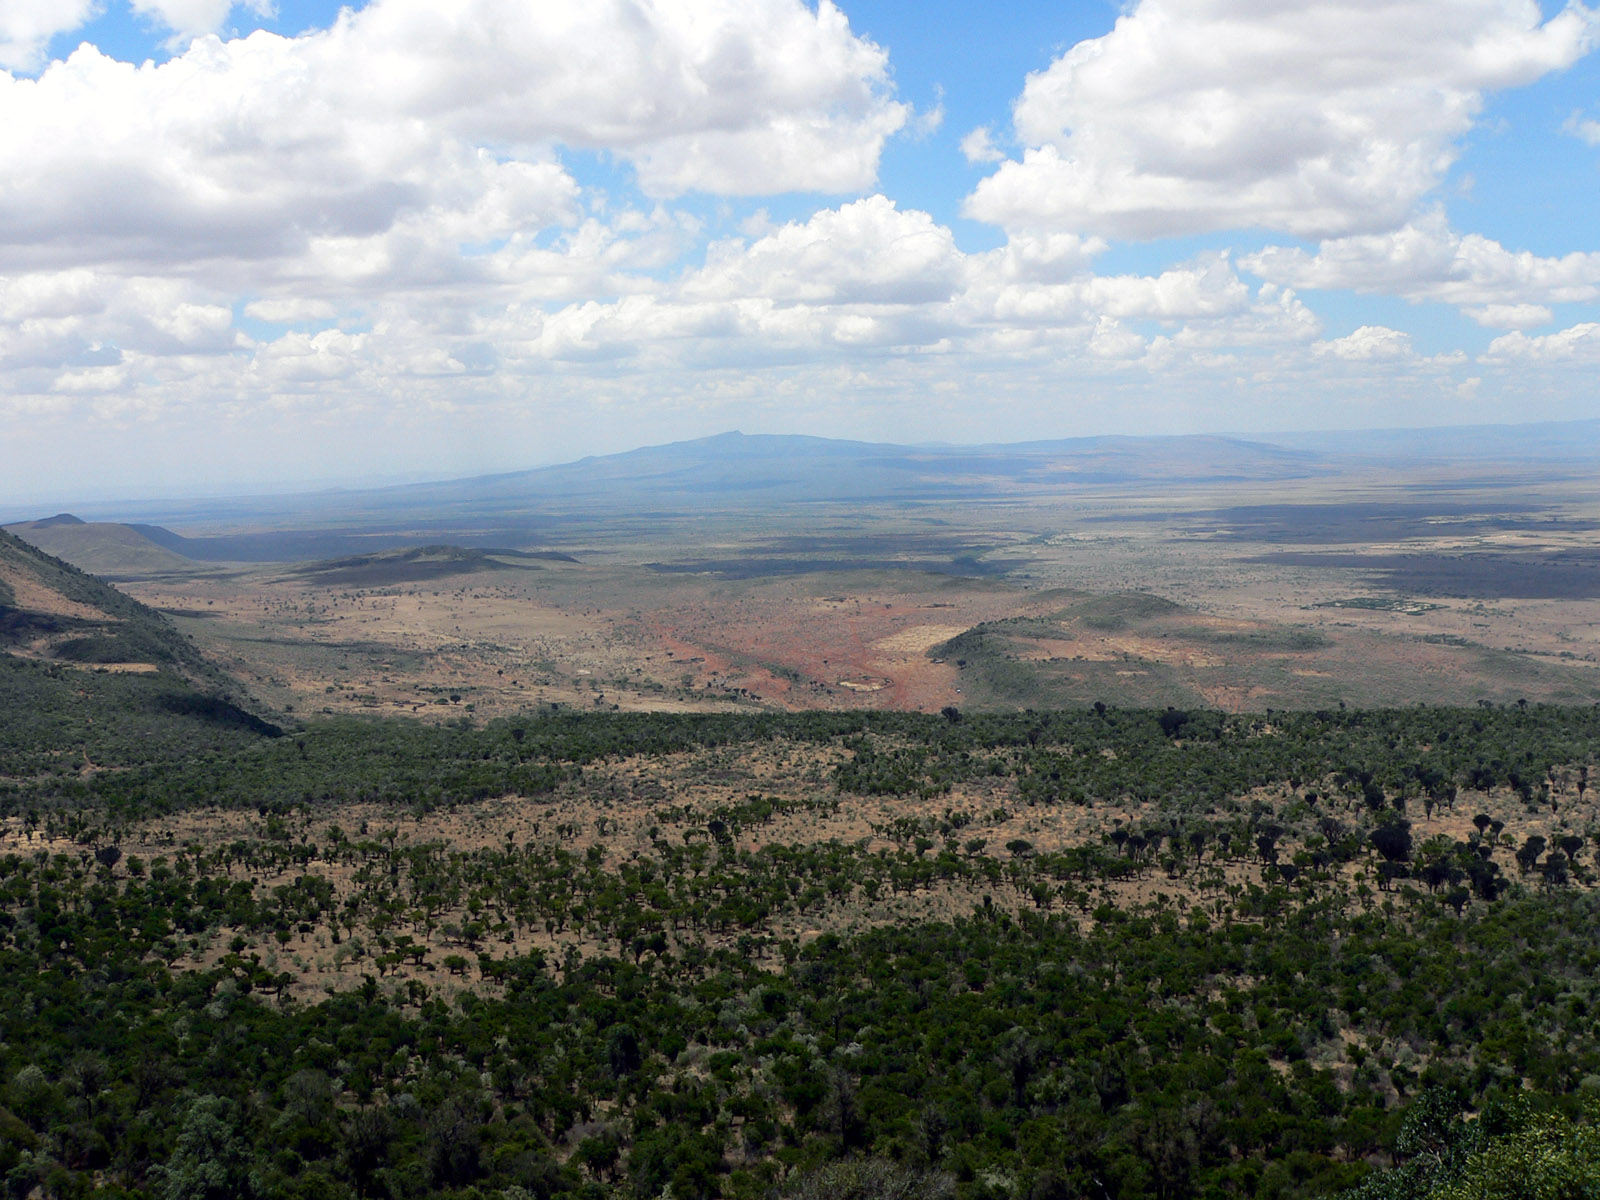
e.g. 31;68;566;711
3;704;1600;1198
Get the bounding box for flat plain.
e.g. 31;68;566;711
18;435;1591;721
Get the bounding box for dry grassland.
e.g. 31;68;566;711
95;468;1600;718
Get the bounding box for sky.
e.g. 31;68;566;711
1;0;1598;504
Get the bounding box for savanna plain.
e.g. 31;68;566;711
2;429;1600;1200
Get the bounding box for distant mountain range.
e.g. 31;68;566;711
6;418;1598;566
402;430;1329;505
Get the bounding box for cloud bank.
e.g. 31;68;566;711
1;0;1598;498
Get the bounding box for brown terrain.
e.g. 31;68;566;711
78;470;1600;719
9;432;1600;718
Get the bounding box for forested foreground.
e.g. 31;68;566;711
7;701;1600;818
2;705;1600;1199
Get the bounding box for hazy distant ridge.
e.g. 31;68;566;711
9;419;1597;564
396;429;1329;509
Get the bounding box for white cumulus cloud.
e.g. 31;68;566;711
0;0;907;277
244;298;339;325
1566;109;1600;144
966;0;1597;239
467;203;1329;375
1463;303;1553;329
1482;321;1600;363
1314;325;1416;361
960;127;1004;165
686;197;963;305
0;0;96;72
1243;212;1600;318
317;0;907;196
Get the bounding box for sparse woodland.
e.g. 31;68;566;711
2;702;1600;1199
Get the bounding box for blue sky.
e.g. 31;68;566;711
1;0;1598;502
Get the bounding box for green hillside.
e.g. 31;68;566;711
3;515;201;577
287;543;569;586
0;528;281;775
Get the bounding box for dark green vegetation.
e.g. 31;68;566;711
0;657;279;777
0;530;280;776
1;529;223;683
9;697;1599;820
289;547;576;588
1339;1090;1600;1200
4;697;1600;1199
1261;550;1600;601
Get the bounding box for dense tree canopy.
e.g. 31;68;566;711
1;703;1597;1198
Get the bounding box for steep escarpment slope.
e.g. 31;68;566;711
0;528;280;776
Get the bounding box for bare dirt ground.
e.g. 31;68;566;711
121;567;1059;718
0;561;111;622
